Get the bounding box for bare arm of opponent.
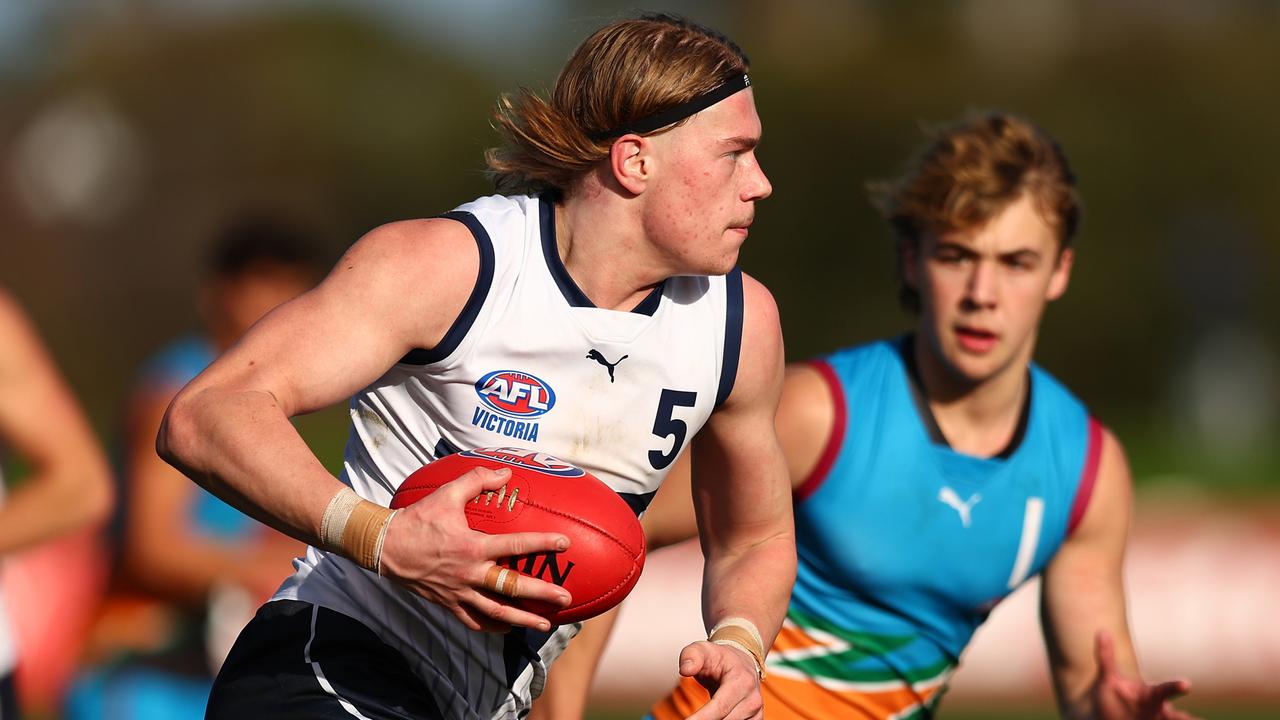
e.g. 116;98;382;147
1040;428;1196;720
158;219;571;632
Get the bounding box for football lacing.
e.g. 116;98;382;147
473;485;520;512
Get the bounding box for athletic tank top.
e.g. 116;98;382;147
650;337;1100;720
276;194;743;719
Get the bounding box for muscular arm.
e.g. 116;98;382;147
158;219;570;631
694;274;793;640
158;220;464;537
1040;427;1192;720
0;290;113;555
534;360;836;720
679;274;795;719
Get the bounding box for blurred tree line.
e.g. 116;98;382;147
0;0;1275;489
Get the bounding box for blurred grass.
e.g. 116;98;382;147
1119;415;1280;499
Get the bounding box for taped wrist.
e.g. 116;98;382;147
709;616;767;678
320;487;397;574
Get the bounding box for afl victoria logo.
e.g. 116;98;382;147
474;370;556;418
462;447;585;478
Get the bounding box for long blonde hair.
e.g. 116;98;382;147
486;13;749;199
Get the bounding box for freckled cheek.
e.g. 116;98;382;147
665;182;721;235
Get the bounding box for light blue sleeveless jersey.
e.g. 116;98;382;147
775;337;1101;713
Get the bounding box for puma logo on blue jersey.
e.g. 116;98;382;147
938;486;982;528
586;349;628;383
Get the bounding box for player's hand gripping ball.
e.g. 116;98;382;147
391;447;646;625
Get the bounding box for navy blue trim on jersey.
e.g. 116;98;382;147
714;267;745;408
617;489;658;516
399;211;496;365
630;284;666;316
538;196;666;315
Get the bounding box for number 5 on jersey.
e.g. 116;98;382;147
649;389;697;470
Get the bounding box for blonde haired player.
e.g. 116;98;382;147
160;13;794;720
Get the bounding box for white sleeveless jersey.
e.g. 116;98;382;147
275;194;744;719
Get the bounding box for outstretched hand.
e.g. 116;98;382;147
378;465;572;633
679;640;763;720
1090;630;1196;720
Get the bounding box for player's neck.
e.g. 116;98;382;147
913;333;1032;458
555;193;667;312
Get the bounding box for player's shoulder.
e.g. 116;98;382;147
819;336;905;379
739;270;780;333
355;216;476;258
339;213;484;296
1028;361;1093;423
735;270;783;371
713;270;783;411
779;361;836;434
353;194;536;268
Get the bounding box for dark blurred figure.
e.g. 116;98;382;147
0;288;114;718
66;217;319;720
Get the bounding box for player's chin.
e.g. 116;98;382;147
701;244;742;276
948;354;1006;386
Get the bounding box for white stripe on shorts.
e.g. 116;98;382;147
305;604;374;720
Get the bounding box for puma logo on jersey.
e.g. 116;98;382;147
938;486;981;528
586;349;628;383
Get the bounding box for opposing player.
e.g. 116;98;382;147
158;13;794;720
539;113;1194;720
0;289;114;716
66;218;316;719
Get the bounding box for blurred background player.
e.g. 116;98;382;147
539;113;1195;720
0;288;114;717
158;13;793;720
66;217;318;720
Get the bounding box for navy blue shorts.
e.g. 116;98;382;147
207;600;444;720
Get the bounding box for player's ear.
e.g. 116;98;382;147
1046;246;1073;301
609;134;650;195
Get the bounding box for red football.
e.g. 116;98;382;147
391;446;646;625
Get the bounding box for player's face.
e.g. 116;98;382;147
642;88;772;275
908;192;1073;387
